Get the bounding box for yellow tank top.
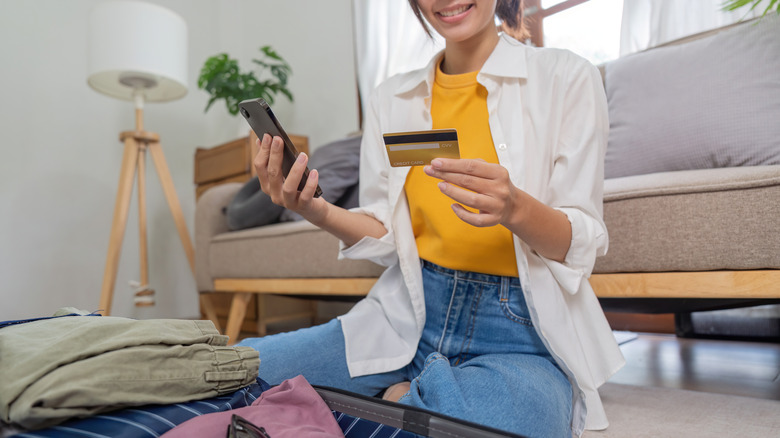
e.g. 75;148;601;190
404;62;518;276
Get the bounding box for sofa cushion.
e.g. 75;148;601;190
603;15;780;179
594;165;780;273
209;220;386;279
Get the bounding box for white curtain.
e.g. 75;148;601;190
620;0;763;55
352;0;444;122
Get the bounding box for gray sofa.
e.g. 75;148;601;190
195;17;780;342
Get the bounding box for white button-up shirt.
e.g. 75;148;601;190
338;34;625;435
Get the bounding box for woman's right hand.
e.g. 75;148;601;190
253;133;329;225
254;133;387;246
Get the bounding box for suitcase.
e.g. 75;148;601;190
316;386;526;438
4;379;526;438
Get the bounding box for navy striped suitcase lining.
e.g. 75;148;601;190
8;379;418;438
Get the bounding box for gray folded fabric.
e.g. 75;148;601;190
0;314;259;430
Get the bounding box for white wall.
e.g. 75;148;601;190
0;0;359;321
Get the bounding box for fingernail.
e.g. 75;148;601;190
297;152;307;162
431;159;442;168
438;182;446;191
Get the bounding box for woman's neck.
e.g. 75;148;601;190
440;29;500;75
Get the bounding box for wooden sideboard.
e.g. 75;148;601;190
194;131;310;199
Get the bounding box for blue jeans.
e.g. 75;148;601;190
237;260;572;437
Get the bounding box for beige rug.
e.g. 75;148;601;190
584;383;780;437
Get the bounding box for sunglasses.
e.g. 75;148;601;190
226;414;271;438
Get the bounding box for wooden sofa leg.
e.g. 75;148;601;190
226;293;252;345
199;293;222;333
256;295;268;337
310;301;318;326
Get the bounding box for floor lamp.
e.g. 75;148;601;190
87;1;216;324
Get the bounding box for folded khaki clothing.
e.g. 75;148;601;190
0;312;259;430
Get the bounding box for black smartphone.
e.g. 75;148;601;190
238;98;323;198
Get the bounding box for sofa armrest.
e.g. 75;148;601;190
195;182;244;292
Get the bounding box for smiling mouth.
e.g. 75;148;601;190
438;4;473;18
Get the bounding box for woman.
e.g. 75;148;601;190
240;1;624;436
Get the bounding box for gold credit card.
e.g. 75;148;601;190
383;129;460;167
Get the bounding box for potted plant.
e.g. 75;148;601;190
197;45;293;116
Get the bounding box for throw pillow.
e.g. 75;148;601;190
604;15;780;179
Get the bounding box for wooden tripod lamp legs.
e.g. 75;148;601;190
98;131;203;318
147;141;195;272
99;134;140;314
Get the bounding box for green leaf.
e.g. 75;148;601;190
261;45;283;61
280;88;294;102
765;0;780;14
722;0;755;11
722;0;780;15
204;96;217;113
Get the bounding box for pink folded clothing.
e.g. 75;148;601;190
161;375;344;438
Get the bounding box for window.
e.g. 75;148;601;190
525;0;765;63
524;0;623;64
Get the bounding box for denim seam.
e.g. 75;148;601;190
454;284;481;366
500;303;534;326
407;360;430;398
499;281;534;327
437;278;458;353
423;261;506;286
437;275;503;286
417;353;445;385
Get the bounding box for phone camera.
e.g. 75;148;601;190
240;107;250;118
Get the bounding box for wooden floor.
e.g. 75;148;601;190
610;333;780;401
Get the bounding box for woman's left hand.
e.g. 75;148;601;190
423;158;521;228
424;157;573;262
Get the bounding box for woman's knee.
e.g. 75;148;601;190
400;353;572;437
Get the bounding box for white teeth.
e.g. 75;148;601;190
440;5;469;17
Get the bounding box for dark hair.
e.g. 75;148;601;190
407;0;529;42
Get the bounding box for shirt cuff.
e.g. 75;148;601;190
338;228;398;267
547;207;608;295
540;257;587;295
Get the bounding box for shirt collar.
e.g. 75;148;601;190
393;33;529;96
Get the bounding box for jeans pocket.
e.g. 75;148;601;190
499;283;533;326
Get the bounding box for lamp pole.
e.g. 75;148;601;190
132;88;152;306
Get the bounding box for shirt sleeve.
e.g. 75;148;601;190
543;59;610;295
337;86;399;267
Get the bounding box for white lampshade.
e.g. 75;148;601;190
87;0;188;102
